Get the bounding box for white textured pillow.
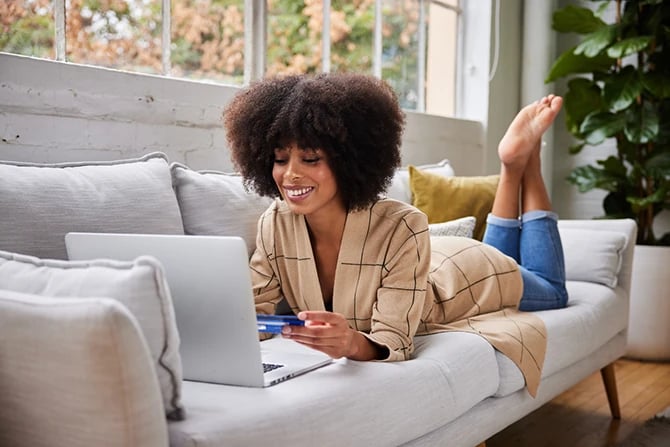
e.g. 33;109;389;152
171;163;273;254
429;216;476;238
0;152;184;260
386;159;454;204
0;250;184;420
559;228;627;288
0;290;169;446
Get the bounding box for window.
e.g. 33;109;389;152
0;0;461;116
1;0;55;60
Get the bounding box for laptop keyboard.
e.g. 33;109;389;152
263;362;284;373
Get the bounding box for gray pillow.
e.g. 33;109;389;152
0;152;184;260
559;228;627;287
0;249;184;420
170;162;273;255
429;216;476;239
0;290;169;446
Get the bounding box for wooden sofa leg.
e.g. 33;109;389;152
600;362;621;419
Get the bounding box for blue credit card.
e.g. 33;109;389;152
256;314;305;333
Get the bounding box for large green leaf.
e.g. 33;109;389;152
603;66;642;112
545;46;615;82
629;186;668;209
642;72;670;98
564;78;603;134
606;36;653;58
567;163;621;193
575;25;618;57
598;155;629;178
646;152;670;171
580;111;627;145
552;5;607;34
624;102;660;143
569;143;586;155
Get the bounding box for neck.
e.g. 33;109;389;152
305;208;347;247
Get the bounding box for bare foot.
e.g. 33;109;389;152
498;95;563;170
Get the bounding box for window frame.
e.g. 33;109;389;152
49;0;489;120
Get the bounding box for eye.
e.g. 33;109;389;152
273;158;287;165
303;157;321;164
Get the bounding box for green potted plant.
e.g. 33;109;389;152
546;0;669;360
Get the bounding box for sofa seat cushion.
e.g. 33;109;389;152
0;290;168;447
494;280;628;396
0;152;184;260
168;332;499;447
0;250;184;420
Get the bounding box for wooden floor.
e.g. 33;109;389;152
487;359;670;447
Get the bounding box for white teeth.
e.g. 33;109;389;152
285;187;312;197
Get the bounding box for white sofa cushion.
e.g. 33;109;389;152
0;250;184;420
0;290;169;447
168;333;499;447
0;152;184;260
559;228;627;287
170;163;273;255
385;159;454;204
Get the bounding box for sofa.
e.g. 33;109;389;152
0;152;637;447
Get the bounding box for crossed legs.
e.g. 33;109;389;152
483;95;568;311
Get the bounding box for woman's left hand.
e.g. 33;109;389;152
281;310;380;360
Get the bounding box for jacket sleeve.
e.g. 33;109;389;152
363;209;431;361
249;206;284;317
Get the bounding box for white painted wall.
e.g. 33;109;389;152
0;53;485;175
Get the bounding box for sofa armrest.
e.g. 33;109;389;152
558;218;637;296
0;290;169;447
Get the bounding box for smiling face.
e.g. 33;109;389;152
272;143;345;220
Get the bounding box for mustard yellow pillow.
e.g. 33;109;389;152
409;165;499;240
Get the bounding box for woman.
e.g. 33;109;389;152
223;73;567;395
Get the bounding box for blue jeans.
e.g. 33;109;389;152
483;211;568;311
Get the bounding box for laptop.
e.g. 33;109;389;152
65;232;332;387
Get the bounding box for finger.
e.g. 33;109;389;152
282;324;342;340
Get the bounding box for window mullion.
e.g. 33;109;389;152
373;0;382;78
322;0;331;73
245;0;267;84
54;0;66;61
162;0;171;75
417;0;427;112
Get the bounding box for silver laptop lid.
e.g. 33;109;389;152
65;232;266;386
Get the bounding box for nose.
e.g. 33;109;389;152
284;157;301;182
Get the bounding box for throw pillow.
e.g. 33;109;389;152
428;216;476;239
0;290;169;446
559;228;627;288
0;152;184;260
409;166;499;240
0;250;184;420
170;163;273;255
386;159;455;204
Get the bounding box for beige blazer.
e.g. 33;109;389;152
250;199;546;395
